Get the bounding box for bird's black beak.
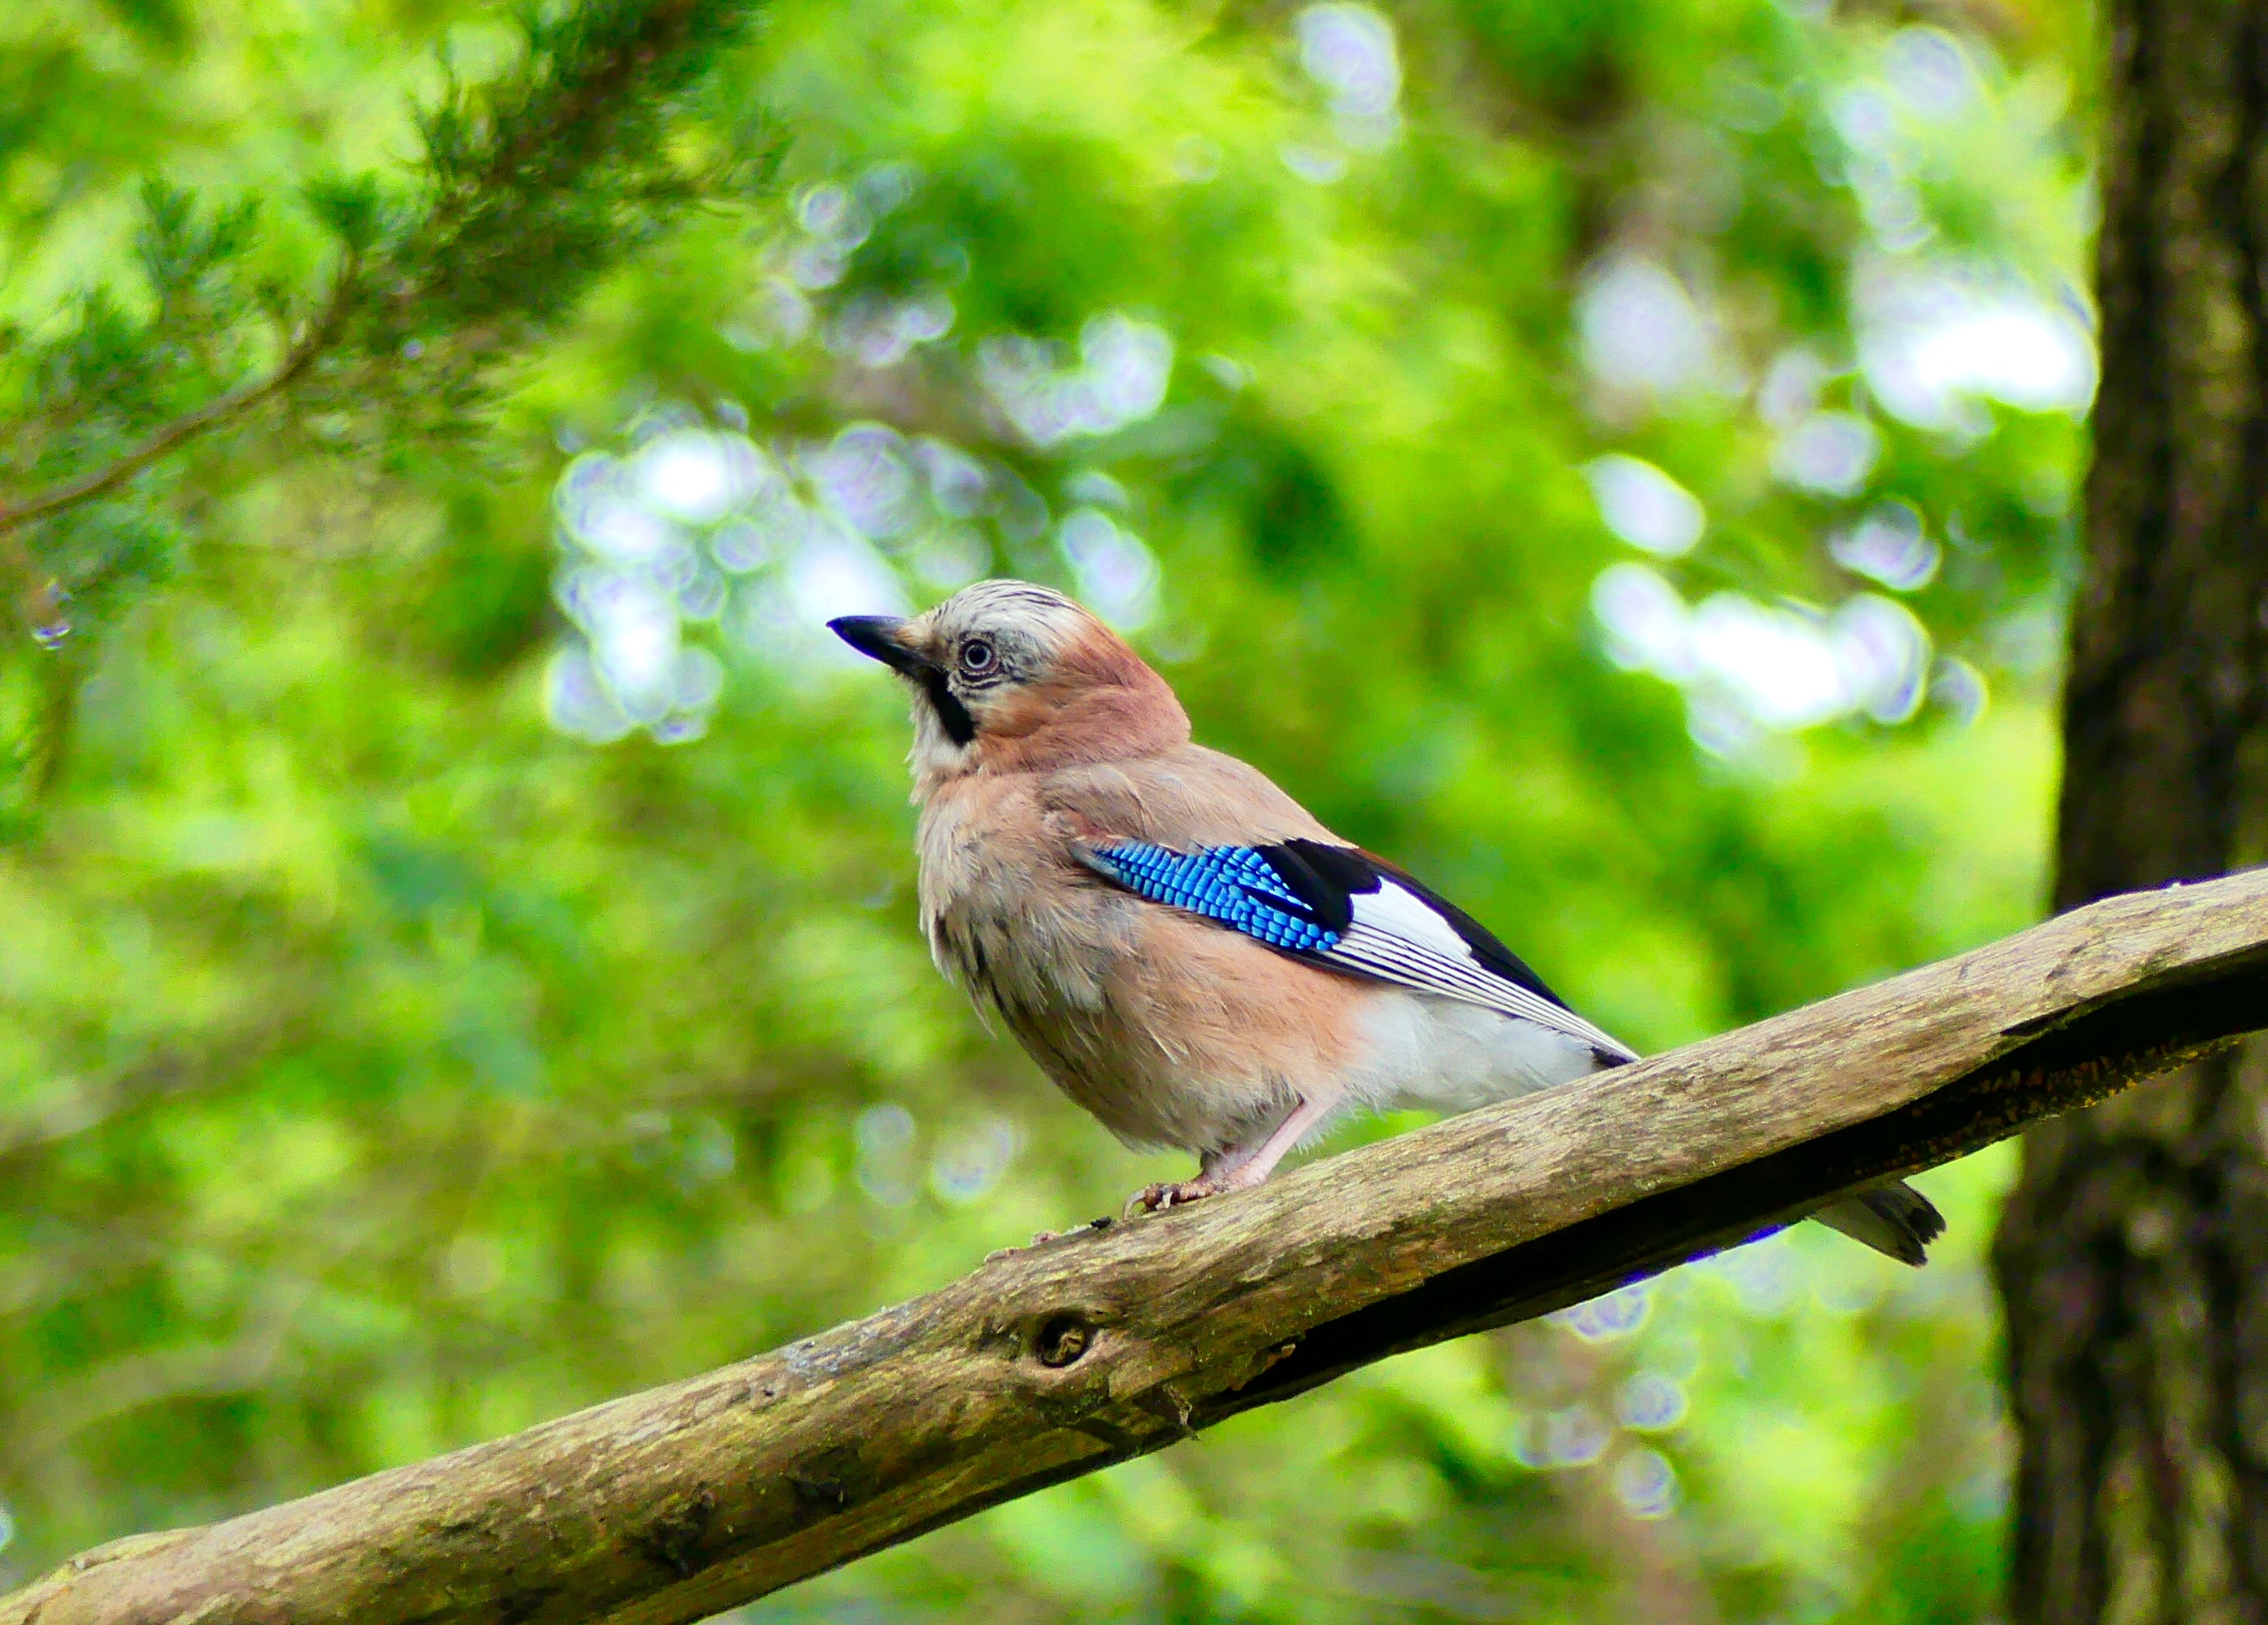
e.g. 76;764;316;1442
829;613;978;747
829;615;936;677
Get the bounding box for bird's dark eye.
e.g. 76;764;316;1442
959;639;997;676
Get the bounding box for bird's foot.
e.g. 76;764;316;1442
1127;1177;1226;1216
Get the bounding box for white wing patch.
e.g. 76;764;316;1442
1324;879;1638;1061
1349;881;1473;957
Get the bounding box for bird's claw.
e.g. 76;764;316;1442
1127;1179;1218;1217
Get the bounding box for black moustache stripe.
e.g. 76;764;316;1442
922;671;976;745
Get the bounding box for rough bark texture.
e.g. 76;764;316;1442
1992;2;2268;1620
4;871;2266;1625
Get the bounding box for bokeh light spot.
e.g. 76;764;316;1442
1611;1449;1681;1519
1585;455;1705;557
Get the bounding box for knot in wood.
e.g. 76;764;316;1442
1034;1314;1093;1368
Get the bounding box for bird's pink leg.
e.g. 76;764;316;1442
1130;1093;1337;1214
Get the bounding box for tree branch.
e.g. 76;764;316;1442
7;869;2266;1625
0;0;751;551
0;280;346;539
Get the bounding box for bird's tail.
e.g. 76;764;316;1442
1581;1051;1944;1265
1810;1181;1945;1266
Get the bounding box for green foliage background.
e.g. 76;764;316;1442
0;0;2090;1618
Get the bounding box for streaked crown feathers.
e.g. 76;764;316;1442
831;578;1189;784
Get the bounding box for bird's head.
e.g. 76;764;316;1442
830;580;1189;789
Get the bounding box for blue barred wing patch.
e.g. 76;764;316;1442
1085;842;1342;955
1083;835;1639;1060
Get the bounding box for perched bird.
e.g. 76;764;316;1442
831;580;1943;1264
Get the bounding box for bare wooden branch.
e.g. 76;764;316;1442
7;870;2266;1625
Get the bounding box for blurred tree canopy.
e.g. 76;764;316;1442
0;0;2092;1618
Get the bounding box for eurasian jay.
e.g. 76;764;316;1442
832;579;1943;1264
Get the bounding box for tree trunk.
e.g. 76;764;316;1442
1992;2;2268;1619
